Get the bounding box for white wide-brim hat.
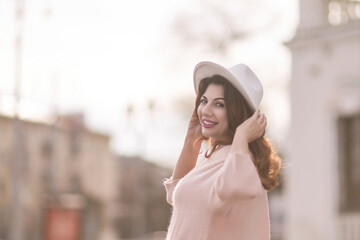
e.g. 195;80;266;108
193;61;263;110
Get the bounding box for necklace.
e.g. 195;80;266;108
205;144;223;158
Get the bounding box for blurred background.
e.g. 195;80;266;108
0;0;359;239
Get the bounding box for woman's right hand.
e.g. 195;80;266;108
185;109;203;143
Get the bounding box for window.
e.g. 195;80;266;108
70;131;82;156
328;0;360;25
338;114;360;212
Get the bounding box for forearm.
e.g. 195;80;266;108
230;131;251;155
172;137;202;180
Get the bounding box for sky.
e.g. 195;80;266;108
0;0;298;168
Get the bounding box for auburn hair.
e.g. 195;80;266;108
195;75;281;190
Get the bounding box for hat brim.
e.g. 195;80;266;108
193;61;256;110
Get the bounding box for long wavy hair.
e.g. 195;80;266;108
195;75;281;190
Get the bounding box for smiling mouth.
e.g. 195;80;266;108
202;120;218;128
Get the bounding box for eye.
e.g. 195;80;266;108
200;99;207;104
215;102;225;107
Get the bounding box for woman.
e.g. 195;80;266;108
163;61;281;240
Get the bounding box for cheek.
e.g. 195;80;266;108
219;111;228;126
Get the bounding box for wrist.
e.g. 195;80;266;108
235;127;249;143
231;130;251;154
184;136;201;151
184;134;195;144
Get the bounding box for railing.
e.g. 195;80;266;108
338;213;360;240
328;0;360;25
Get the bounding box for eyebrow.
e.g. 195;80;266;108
201;96;225;100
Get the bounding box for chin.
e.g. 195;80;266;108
201;130;213;138
202;133;211;138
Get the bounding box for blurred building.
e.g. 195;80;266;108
285;0;360;240
115;155;172;240
0;113;118;240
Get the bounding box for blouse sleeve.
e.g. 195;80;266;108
163;177;181;206
209;151;264;208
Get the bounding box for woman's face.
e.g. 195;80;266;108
197;83;231;144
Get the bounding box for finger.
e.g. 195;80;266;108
253;109;260;119
258;113;265;123
261;118;267;128
262;120;267;127
261;129;266;138
262;114;266;123
192;108;198;117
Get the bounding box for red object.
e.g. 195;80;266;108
45;209;81;240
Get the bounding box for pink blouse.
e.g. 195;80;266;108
163;145;270;240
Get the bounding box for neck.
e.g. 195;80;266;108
209;136;232;148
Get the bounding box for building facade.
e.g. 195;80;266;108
0;114;119;240
285;0;360;239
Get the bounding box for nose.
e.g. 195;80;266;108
201;103;212;116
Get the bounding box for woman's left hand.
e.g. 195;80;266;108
235;110;267;143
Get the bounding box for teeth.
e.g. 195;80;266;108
204;120;216;125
